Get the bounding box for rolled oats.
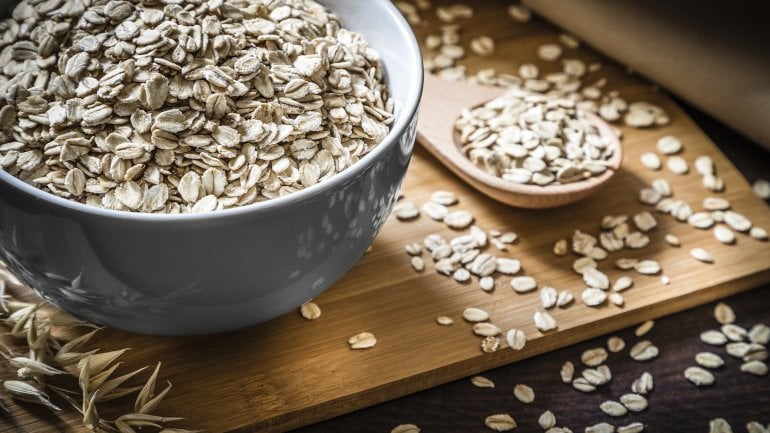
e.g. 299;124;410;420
581;348;608;367
513;384;535;403
471;376;495;388
629;340;659;361
540;286;558;309
481;336;500;353
684;366;715;386
713;302;735;324
752;179;770;200
620;393;647;412
560;361;575;383
0;0;393;213
511;276;537;293
455;88;616;187
599;400;627;417
534;310;557;332
506;328;527;350
485;414;517;431
713;226;736;244
607;336;626;353
690;247;714;264
538;411;556;430
695;352;724;369
463;307;490;323
348;332;377;350
656;135;682;154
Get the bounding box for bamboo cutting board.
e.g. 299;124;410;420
7;2;770;432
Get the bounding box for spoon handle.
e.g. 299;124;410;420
416;73;505;187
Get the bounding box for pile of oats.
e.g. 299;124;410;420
455;89;616;186
0;0;393;213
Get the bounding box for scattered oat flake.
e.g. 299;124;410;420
300;301;321;320
506;328;527;350
507;4;531;22
640;152;661;170
394;202;420;220
471;375;496;388
600;400;627;417
690;247;714;263
700;329;728;345
684;366;715;386
348;332;376;350
463;307;490;322
586;423;615;433
709;418;733;433
480;276;495;292
470;36;495;57
634;260;661;275
485;413;517;431
629;340;659;361
635;320;655;337
713;225;735;244
581;288;607;307
713;302;735;325
724;211;752;232
391;424;421;433
513;384;535;403
741;360;768;376
753;179;770;200
664;233;681;247
473;322;502;337
749;323;770;344
745;422;767;433
422;201;448;221
411;256;425;272
445;210;475;229
534;310;557;332
436;316;454;326
572;377;596;393
656;135;682;154
618;422;645;433
538;410;556;430
632;372;654;395
607;336;626;353
553;239;568;256
511;276;537;293
620;393;648;412
560;361;574;383
750;227;768;240
581;348;608;367
481;336;501;353
431;190;458;206
613;276;633;292
721;323;748;341
695;352;725;369
540;286;558;309
556;291;574;308
537;44;562;61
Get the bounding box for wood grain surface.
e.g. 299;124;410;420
3;1;770;433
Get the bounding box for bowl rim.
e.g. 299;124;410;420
0;0;424;222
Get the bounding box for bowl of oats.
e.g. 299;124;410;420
0;0;422;334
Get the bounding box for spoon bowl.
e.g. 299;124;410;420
417;73;622;209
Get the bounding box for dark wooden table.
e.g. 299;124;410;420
296;102;770;432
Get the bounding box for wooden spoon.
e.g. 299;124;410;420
416;73;623;209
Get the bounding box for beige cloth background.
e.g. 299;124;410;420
523;0;770;150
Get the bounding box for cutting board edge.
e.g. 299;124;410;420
232;267;770;433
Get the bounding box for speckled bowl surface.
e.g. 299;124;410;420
0;0;423;335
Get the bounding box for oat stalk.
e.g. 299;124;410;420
0;264;188;432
